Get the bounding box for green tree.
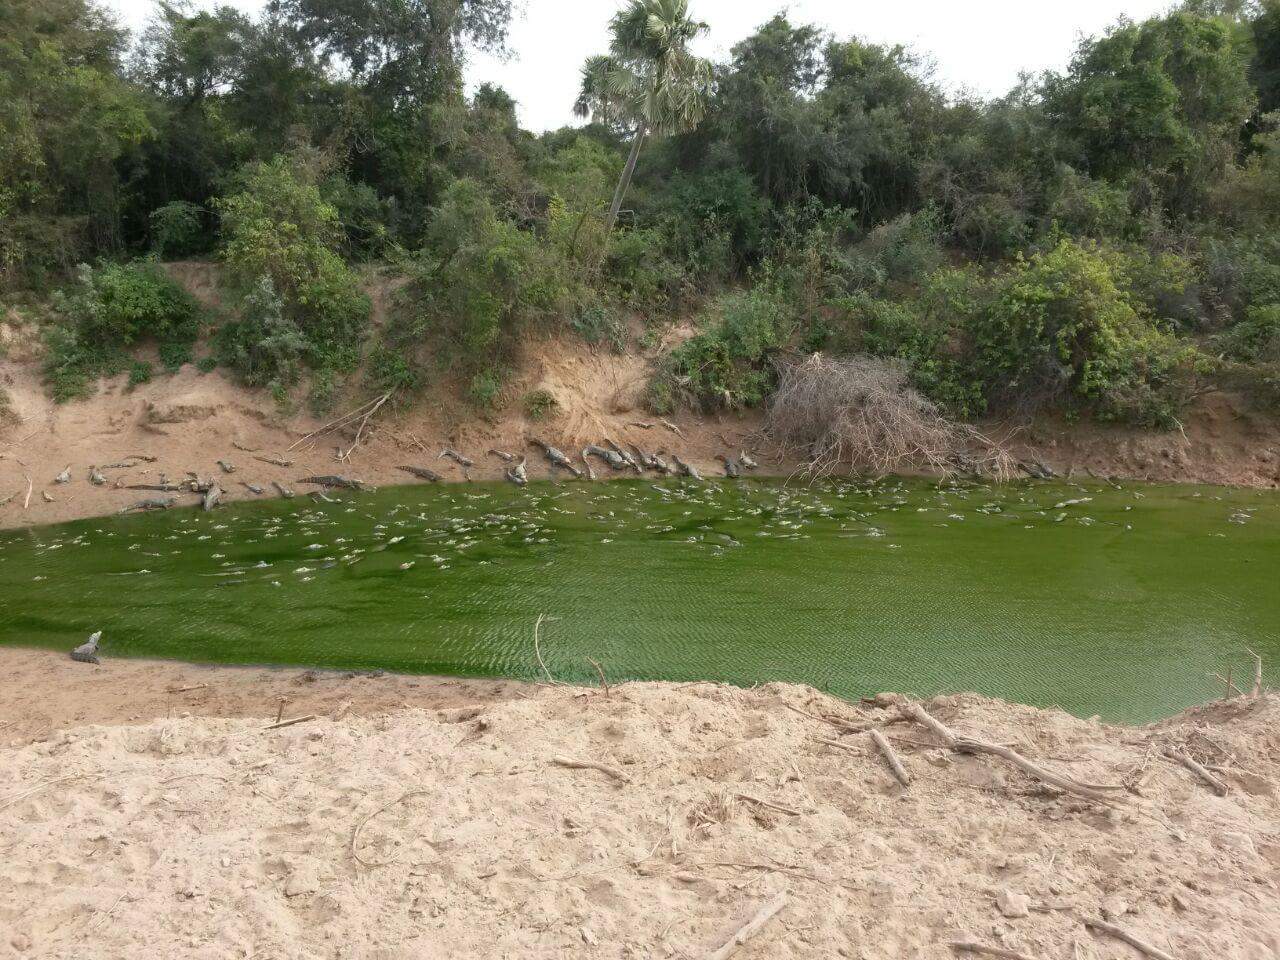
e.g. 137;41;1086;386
575;0;713;236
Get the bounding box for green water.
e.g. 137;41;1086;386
1;477;1276;722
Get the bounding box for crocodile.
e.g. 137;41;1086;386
202;483;223;511
507;457;529;486
126;483;185;492
531;438;583;477
579;451;598;481
254;455;295;468
716;454;742;478
119;497;177;514
605;438;642;473
584;444;628;470
398;465;443;483
88;466;107;486
298;475;368;490
71;631;102;665
439;448;474;468
242;482;265;495
739;451;760;470
671;455;703;481
54;466;71;485
488;449;517;463
217;460;237;474
272;480;295;499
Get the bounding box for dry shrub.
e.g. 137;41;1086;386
765;353;1013;479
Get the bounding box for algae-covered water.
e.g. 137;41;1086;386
1;477;1276;722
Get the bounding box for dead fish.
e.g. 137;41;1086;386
119;497;176;514
297;475;367;490
272;480;295;499
439;448;474;468
242;482;264;495
488;449;517;463
671;455;703;481
740;452;759;470
580;451;598;482
585;444;627;470
202;483;222;511
217;460;236;474
88;466;107;486
254;455;294;468
398;465;442;483
71;631;102;664
507;457;528;486
54;466;72;484
716;454;742;479
531;438;583;477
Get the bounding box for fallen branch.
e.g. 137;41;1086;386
338;392;392;461
287;396;385;452
1164;747;1228;797
1210;672;1244;698
900;702;958;747
1085;918;1179;960
951;941;1044;960
955;738;1116;803
586;656;609;697
550;755;630;784
1247;648;1264;698
869;728;911;786
263;715;317;732
705;893;787;960
22;474;32;510
351;790;432;868
734;793;801;817
166;684;207;694
533;613;559;685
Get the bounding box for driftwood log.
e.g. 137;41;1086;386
705;893;787;960
869;728;911;786
1164;747;1228;797
1085;918;1179;960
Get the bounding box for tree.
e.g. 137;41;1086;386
575;0;712;236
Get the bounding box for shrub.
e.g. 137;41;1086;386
649;288;794;412
158;339;193;372
196;355;218;374
149;202;209;258
469;369;503;408
572;304;626;353
1217;303;1280;364
366;344;422;396
127;360;153;388
523;388;558;421
975;240;1199;426
212;277;309;387
604;227;685;309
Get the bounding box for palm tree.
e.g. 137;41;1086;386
574;0;713;237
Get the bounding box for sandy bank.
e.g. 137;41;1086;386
2;649;1277;959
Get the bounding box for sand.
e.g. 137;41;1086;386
2;649;1278;959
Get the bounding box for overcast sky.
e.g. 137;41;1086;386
105;0;1176;131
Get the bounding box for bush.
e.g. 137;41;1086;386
523;388;558;420
149;202;209;258
196;355;218;374
975;240;1199;426
213;276;309;387
649;288;795;412
158;339;193;372
127;360;153;388
572;304;626;353
366;344;422;396
604;227;685;309
469;369;503;408
1217;303;1280;364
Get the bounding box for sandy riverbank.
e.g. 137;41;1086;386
2;648;1277;959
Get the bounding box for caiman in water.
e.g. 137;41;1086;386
671;454;703;481
507;457;529;486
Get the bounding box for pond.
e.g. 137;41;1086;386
1;477;1276;723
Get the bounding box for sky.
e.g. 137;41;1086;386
104;0;1177;131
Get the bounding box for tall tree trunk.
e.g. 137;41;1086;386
604;121;647;237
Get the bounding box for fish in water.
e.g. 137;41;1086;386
202;483;223;511
531;438;583;478
119;497;177;514
272;480;295;499
71;631;102;664
88;466;107;486
740;452;759;470
398;465;442;483
671;455;703;481
298;475;368;490
585;444;628;470
439;448;474;468
507;457;529;486
55;466;71;485
715;454;742;478
488;449;517;463
217;460;236;474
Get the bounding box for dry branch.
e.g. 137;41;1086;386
705;893;787;960
263;715;316;731
735;793;801;817
765;353;1014;480
351;790;432;868
869;728;911;786
1085;918;1179;960
1247;648;1264;698
951;941;1044;960
550;755;630;784
586;656;609;697
1164;748;1228;797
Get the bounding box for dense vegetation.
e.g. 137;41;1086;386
3;0;1280;427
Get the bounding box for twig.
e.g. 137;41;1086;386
1247;648;1264;698
351;790;432;868
1164;748;1228;797
586;656;609;697
338;392;392;461
869;728;911;786
22;474;32;510
1210;673;1244;698
550;755;630;784
287;396;384;452
166;684;207;694
781;702;875;733
263;715;316;731
1222;664;1233;701
533;613;560;685
0;773;91;810
1084;918;1179;960
815;736;866;757
951;942;1044;960
735;793;801;817
705;893;787;960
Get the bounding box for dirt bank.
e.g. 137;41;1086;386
2;648;1278;960
3;262;1279;529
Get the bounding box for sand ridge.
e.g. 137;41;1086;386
2;650;1278;959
